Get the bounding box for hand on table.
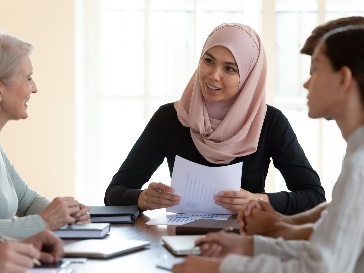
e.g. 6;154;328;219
73;203;91;224
194;232;253;258
214;189;268;214
39;197;85;230
238;199;281;237
0;240;40;273
23;230;63;264
138;182;180;210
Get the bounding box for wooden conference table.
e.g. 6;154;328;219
63;210;185;273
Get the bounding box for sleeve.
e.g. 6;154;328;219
219;236;326;273
104;106;169;206
0;148;49;239
220;146;364;273
266;109;325;214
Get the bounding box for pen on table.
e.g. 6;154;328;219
0;234;42;266
193;226;235;248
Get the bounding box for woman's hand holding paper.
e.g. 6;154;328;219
138;182;180;210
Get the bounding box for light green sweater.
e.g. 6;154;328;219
0;145;50;239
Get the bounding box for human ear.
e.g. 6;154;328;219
339;66;353;92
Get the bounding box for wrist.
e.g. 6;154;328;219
38;213;50;230
256;193;269;203
137;191;147;211
242;236;254;256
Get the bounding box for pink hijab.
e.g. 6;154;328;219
175;23;267;164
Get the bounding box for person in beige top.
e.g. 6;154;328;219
238;16;364;241
0;33;90;239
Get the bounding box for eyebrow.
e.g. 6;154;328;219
204;52;238;67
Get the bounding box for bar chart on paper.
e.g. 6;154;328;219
168;155;242;214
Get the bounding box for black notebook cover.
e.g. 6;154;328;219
89;205;139;223
175;219;240;235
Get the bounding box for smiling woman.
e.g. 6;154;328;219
0;55;37;124
0;34;90;239
198;46;240;103
104;23;325;215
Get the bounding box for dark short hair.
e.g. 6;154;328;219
322;26;364;105
301;16;364;56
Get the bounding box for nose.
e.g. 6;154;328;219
303;77;310;90
209;66;221;81
32;80;38;93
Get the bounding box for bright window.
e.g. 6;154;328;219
76;0;361;205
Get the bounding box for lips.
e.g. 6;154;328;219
206;83;221;91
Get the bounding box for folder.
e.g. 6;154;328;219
89;205;139;223
64;239;150;259
53;223;110;239
175;219;240;235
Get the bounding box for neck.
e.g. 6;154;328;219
0;117;6;132
335;97;364;141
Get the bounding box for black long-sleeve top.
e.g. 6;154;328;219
105;103;325;215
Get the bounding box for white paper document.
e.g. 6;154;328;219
167;155;242;214
146;213;230;226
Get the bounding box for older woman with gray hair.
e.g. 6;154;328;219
0;34;90;239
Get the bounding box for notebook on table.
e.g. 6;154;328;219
161;235;203;256
175;218;240;235
53;223;110;239
89;205;139;223
64;239;150;259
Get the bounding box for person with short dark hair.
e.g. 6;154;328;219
238;16;364;241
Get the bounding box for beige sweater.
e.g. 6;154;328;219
0;145;50;239
220;126;364;273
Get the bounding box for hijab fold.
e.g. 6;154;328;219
175;23;267;164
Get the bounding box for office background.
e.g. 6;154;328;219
0;0;363;205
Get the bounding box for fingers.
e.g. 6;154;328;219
214;190;253;213
152;182;174;193
39;197;84;230
142;182;180;210
237;210;247;235
258;199;274;212
1;241;41;270
244;200;262;217
73;204;91;223
23;230;64;263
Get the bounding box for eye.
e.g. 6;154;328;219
27;77;33;81
226;66;237;73
203;57;213;64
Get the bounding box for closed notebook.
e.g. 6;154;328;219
64;239;150;259
53;223;110;239
89;205;139;223
175;219;240;235
161;235;203;256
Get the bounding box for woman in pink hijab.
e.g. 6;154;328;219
105;23;325;215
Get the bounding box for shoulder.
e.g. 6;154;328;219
149;102;179;124
155;102;176;115
263;105;292;132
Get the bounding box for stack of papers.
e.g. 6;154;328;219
148;155;242;226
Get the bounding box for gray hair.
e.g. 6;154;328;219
0;34;33;85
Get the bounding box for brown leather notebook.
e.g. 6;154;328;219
175;219;240;235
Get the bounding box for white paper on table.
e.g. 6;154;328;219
167;155;242;214
146;213;230;226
